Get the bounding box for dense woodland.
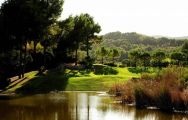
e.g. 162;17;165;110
0;0;102;88
0;0;188;90
98;32;188;66
102;31;186;52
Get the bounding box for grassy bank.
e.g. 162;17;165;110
2;67;140;94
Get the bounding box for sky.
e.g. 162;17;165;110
1;0;188;37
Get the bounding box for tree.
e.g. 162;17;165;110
99;47;108;64
56;16;75;62
182;42;188;55
140;52;151;67
171;52;185;66
73;14;101;65
79;14;101;58
181;42;188;65
153;51;166;68
129;51;140;67
41;24;61;67
57;14;101;65
0;0;64;78
110;48;120;64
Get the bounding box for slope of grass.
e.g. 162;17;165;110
56;67;140;91
3;71;38;93
3;67;140;94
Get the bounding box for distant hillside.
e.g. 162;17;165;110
153;35;188;40
101;31;187;52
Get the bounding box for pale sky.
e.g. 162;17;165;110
1;0;188;37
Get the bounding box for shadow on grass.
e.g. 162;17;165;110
16;71;69;95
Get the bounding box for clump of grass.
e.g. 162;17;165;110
141;72;156;80
110;66;188;112
109;81;134;104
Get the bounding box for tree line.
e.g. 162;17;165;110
102;32;187;52
96;42;188;68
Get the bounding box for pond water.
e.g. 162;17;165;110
0;91;188;120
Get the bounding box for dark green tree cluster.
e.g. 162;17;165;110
122;42;188;68
95;47;120;65
56;14;101;67
171;42;188;66
123;51;167;68
0;0;101;88
0;0;64;82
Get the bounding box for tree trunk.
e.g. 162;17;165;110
19;47;22;79
22;42;27;78
19;39;23;79
75;41;79;66
101;56;103;64
86;38;89;58
34;40;37;55
112;56;114;64
75;48;78;66
43;43;47;68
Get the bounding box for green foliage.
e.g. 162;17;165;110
182;42;188;54
0;0;64;77
140;52;151;67
102;32;186;53
109;48;120;63
57;14;101;64
152;51;166;68
129;51;141;67
93;65;118;75
171;52;186;65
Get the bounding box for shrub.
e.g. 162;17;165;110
93;65;118;75
81;57;95;69
141;73;156;80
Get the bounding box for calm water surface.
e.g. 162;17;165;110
0;91;188;120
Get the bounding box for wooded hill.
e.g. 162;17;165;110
101;31;187;52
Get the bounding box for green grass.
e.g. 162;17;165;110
65;67;140;91
4;67;141;94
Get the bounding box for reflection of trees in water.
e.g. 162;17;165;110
97;102;135;115
1;92;188;120
134;108;188;120
0;93;73;120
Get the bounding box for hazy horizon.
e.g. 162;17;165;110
1;0;188;37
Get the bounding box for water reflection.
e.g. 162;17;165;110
0;92;188;120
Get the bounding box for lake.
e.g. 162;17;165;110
0;91;188;120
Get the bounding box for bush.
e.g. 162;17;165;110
81;57;95;69
93;65;118;75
